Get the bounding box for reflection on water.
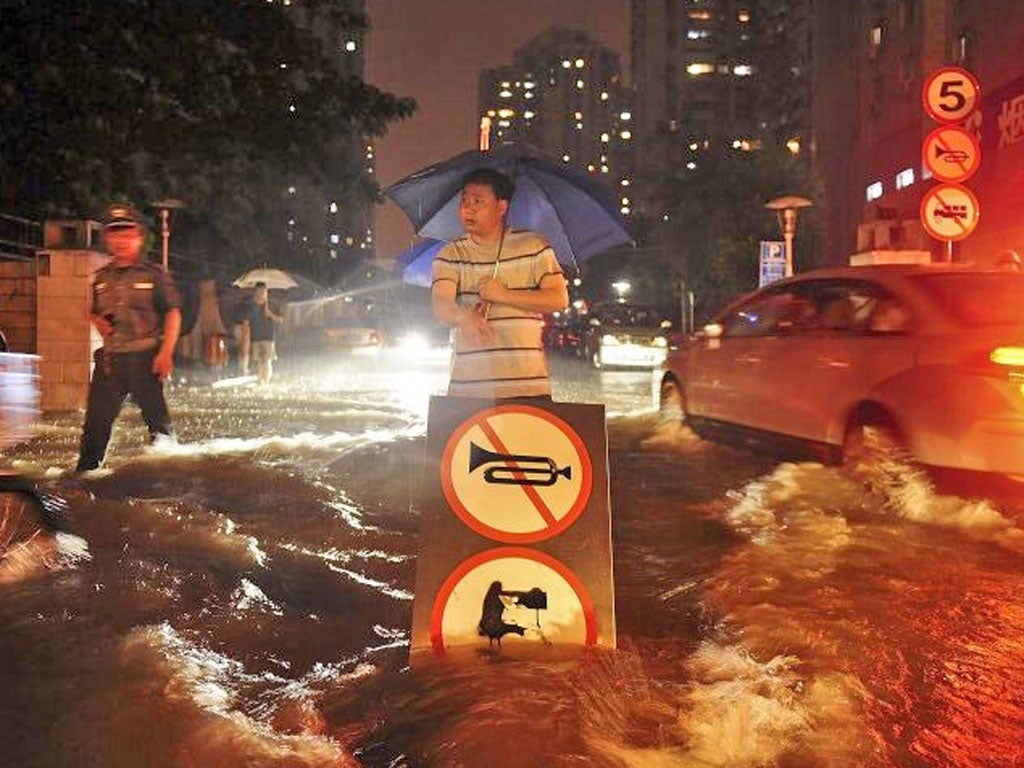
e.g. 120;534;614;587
1;357;1023;766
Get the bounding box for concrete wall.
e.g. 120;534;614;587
0;260;38;353
36;249;108;412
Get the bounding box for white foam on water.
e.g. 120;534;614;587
230;578;283;616
863;456;1024;553
121;624;352;767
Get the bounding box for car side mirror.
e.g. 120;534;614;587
700;323;723;339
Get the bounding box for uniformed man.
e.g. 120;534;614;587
75;205;182;472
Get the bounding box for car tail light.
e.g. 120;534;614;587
990;346;1024;367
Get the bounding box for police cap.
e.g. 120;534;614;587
103;204;144;230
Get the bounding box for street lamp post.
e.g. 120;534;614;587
149;198;187;271
765;195;813;277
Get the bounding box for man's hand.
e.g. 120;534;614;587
477;277;508;304
457;305;494;347
152;350;174;380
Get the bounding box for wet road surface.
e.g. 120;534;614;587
2;350;1023;767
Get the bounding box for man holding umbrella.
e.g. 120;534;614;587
431;169;568;399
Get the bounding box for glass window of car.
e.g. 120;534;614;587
911;272;1024;326
722;285;820;337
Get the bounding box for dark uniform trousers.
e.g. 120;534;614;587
75;349;173;471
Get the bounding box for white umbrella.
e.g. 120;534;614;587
233;268;298;290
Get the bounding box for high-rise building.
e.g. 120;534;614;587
814;0;1024;263
478;28;635;215
284;0;376;281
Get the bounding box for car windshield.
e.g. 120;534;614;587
913;273;1024;326
600;306;662;327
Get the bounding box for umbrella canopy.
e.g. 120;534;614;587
383;142;632;270
394;238;446;288
233;268;298;290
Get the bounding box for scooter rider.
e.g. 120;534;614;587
75;205;182;472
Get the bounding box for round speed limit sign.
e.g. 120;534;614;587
923;67;981;123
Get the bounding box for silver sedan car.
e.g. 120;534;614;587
660;264;1024;474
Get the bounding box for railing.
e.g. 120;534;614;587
0;213;42;262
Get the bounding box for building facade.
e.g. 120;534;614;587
814;0;1024;264
629;0;813;218
478;28;636;216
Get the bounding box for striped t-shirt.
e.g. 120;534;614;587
432;228;563;399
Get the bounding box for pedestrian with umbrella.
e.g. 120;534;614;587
384;143;632;399
426;168;567;399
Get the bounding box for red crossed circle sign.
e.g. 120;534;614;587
922;125;981;183
440;404;593;544
920;183;980;242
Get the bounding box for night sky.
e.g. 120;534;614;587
365;0;629;260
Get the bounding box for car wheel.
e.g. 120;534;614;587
659;377;686;426
841;414;907;466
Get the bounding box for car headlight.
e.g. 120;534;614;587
652;336;667;347
601;334;621;346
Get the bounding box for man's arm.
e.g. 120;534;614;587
152;308;182;379
477;272;569;314
432;280;493;346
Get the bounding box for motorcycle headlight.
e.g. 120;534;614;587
601;334;620;346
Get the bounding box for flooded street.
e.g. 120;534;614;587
3;351;1024;767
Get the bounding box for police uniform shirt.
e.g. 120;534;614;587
432;228;563;399
92;263;181;352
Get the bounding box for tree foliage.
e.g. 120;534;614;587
647;148;820;321
0;0;415;274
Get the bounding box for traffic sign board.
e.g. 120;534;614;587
922;125;981;183
759;241;786;288
440;404;593;544
429;546;597;655
923;66;981;124
920;183;980;242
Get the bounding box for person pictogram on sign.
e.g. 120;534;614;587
477;580;549;647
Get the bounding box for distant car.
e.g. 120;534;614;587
583;304;671;369
323;316;386;352
659;264;1024;474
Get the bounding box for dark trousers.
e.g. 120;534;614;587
76;350;173;471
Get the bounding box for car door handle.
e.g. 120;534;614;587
816;356;850;368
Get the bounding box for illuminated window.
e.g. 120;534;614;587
501;81;511;88
524;92;534;99
575;122;583;130
576;79;585;89
562;59;572;68
499;89;512;98
689;141;699;150
620;130;632;140
738;9;751;23
895;167;915;189
733;64;754;76
330;234;340;244
600;91;609;101
686;162;697;170
621;196;631;206
601;132;610;142
620;206;631;215
288;104;296;112
562;153;571;162
619;111;632;120
866;181;883;201
524;110;535;119
601;165;609;173
575;58;585;68
688;9;712;20
574;111;583;119
687;29;711;41
620;179;631;186
497;108;515;118
498;120;510;127
786;138;801;155
344;40;357;52
686;62;714;76
287;185;296;194
329;202;338;213
524;81;535;89
870;24;883;48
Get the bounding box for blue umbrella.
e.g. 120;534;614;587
394;238;446;287
383;142;632;270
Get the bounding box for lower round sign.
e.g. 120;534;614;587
920;183;980;242
429;547;597;655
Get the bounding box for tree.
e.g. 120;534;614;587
647;148;820;321
0;0;415;275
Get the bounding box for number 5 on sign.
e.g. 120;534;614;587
923;66;981;123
